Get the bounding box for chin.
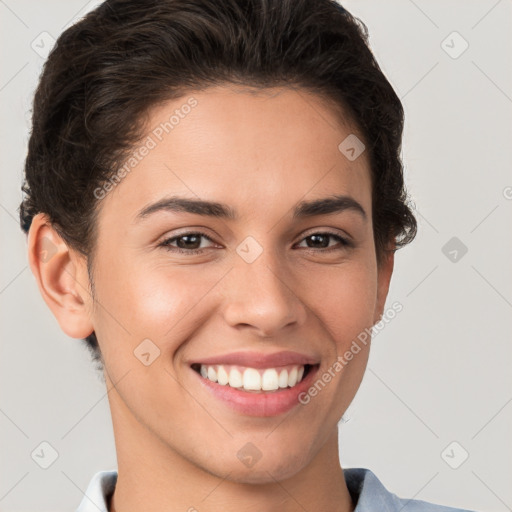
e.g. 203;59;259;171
205;448;309;485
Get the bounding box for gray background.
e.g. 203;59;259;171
1;0;511;510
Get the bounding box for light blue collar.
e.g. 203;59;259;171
76;467;476;512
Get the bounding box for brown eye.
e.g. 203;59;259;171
159;232;216;254
296;232;351;251
174;234;202;250
305;234;331;248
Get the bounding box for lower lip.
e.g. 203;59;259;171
192;364;320;417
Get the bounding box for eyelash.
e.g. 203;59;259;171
158;231;352;255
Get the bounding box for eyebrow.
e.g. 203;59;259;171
134;194;367;223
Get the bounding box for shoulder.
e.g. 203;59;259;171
79;467;477;512
76;469;117;512
343;467;477;512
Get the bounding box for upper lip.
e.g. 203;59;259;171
190;350;320;368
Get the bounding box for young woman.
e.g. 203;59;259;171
20;0;477;510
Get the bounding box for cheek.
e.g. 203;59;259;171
91;257;227;357
297;258;378;348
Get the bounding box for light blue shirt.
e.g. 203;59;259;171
76;467;477;512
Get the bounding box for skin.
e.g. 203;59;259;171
28;85;394;512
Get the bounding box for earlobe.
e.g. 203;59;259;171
374;248;395;324
27;213;95;339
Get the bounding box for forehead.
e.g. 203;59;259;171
97;85;372;225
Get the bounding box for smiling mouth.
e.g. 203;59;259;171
191;363;317;393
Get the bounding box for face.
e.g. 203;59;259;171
34;85;393;484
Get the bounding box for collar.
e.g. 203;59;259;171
75;467;471;512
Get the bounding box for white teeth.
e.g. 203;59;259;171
197;364;308;392
288;367;298;387
278;369;289;388
228;367;243;388
261;369;279;391
217;365;229;385
243;368;261;390
207;366;217;382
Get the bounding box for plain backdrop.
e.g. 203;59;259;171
1;1;511;511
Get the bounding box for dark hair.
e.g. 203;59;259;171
19;0;417;369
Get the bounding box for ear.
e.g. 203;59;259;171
373;247;395;324
27;213;95;339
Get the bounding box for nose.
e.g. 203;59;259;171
221;247;308;337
